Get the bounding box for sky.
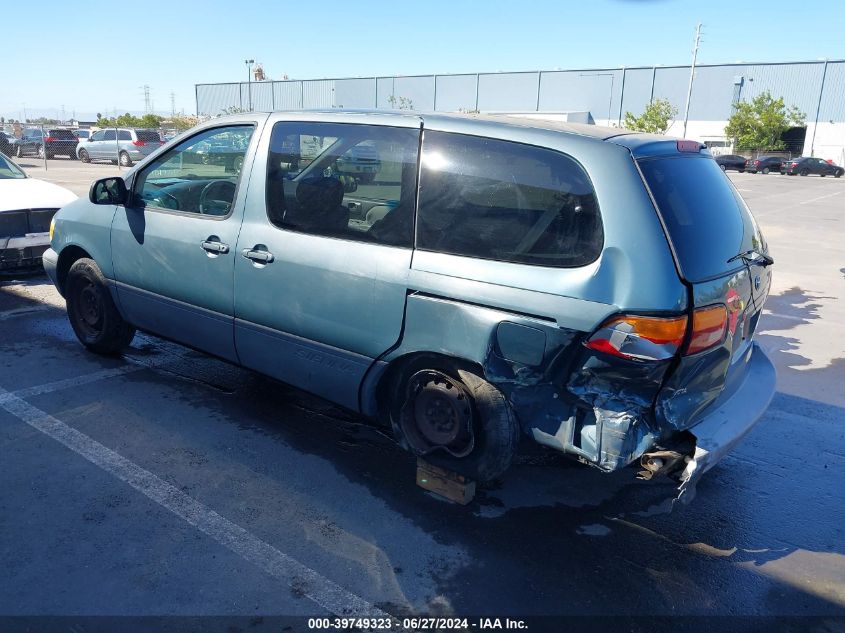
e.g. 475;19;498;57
4;0;843;122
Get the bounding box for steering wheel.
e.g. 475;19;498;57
149;191;179;210
199;180;237;215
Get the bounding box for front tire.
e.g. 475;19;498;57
37;144;45;159
78;149;90;162
15;144;22;158
762;167;770;174
800;169;809;176
66;258;135;355
836;170;843;178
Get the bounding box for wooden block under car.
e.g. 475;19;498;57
416;458;476;505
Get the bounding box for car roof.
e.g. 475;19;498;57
255;109;633;141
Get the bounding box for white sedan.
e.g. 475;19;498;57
1;152;77;272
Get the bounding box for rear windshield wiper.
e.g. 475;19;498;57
727;249;774;267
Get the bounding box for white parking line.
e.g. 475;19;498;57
0;381;394;620
0;365;146;404
799;191;843;205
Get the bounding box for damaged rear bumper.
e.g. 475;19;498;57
675;342;776;503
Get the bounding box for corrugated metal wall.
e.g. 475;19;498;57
196;60;845;125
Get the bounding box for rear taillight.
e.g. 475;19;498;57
132;140;146;146
585;315;688;362
687;305;728;355
586;305;729;361
44;136;56;142
754;160;760;166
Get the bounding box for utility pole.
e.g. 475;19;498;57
142;85;152;114
682;23;702;138
245;59;255;111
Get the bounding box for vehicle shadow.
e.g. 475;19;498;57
4;278;844;620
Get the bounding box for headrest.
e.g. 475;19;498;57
296;176;344;209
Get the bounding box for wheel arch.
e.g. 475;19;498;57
55;245;92;295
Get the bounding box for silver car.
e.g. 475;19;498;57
76;128;163;166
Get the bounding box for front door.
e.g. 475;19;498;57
111;122;261;361
233;119;421;410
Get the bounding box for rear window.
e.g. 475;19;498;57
48;129;76;139
416;131;603;268
136;130;161;142
639;156;765;282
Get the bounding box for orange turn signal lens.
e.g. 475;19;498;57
603;315;688;345
585;314;688;362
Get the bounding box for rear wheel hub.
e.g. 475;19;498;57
400;370;475;457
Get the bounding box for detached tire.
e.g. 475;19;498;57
66;258;135;355
393;366;519;483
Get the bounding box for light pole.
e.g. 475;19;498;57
682;23;703;138
580;73;615;126
245;59;254;111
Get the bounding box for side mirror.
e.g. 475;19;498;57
89;177;128;205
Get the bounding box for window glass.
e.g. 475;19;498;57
90;131;105;142
0;154;26;179
118;130;132;141
103;130;116;141
136;130;161;143
639;156;765;282
266;122;419;247
133;125;254;217
416;131;603;267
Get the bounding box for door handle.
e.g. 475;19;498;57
201;240;230;254
241;248;274;264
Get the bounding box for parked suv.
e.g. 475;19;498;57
44;113;775;501
782;156;844;177
746;156;784;174
77;128;163;166
10;128;78;159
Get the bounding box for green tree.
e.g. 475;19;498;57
724;91;805;151
166;115;199;131
96;112;164;128
622;98;678;134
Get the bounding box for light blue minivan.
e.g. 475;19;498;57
44;111;776;499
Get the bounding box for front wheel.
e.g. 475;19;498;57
15;144;22;158
37;144;45;159
393;366;519;482
719;164;726;171
762;167;770;174
836;170;843;178
800;169;809;176
66;258;135;355
78;149;90;162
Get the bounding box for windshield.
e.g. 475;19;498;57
0;154;26;179
639;156;765;282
